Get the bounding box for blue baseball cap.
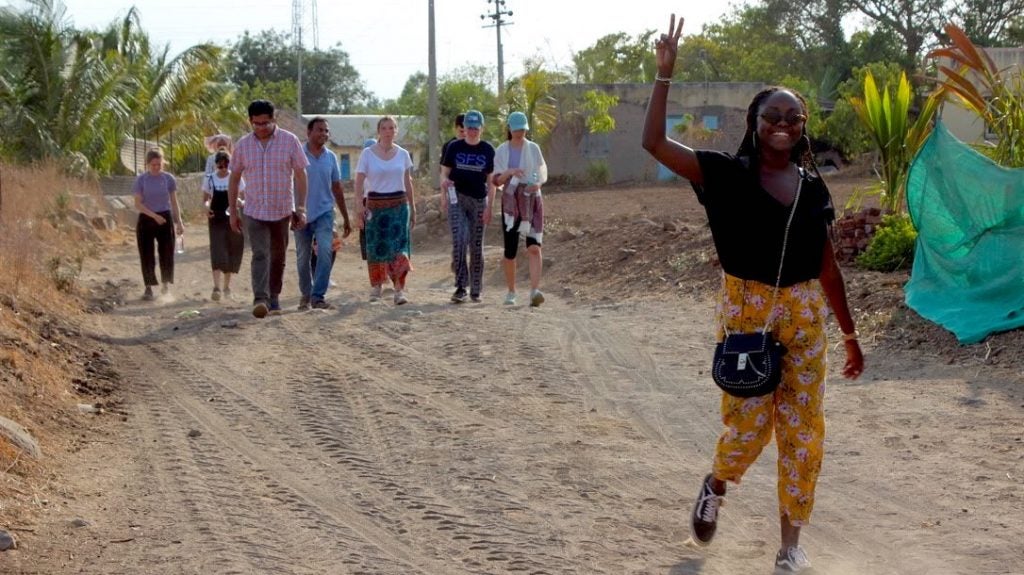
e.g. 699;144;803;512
463;110;484;129
507;111;529;131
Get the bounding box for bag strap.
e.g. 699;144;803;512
724;173;803;337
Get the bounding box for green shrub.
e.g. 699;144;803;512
856;213;917;271
586;160;610;185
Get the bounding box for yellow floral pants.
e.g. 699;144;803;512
712;273;829;526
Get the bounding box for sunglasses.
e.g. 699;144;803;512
759;110;807;126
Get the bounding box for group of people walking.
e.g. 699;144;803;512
131;19;866;570
131;100;549;314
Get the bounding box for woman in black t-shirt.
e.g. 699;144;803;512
641;14;864;575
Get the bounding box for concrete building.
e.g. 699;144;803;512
545;82;767;184
939;47;1024;144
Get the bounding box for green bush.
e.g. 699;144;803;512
586;160;610;185
856;213;917;271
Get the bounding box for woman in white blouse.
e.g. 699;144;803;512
354;116;416;304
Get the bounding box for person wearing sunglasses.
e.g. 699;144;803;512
641;14;864;575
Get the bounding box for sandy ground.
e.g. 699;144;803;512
2;186;1023;575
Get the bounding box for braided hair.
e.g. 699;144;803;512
736;86;820;176
738;87;838;237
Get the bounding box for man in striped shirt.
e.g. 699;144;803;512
229;100;309;318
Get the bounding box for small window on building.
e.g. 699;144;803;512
702;115;719;131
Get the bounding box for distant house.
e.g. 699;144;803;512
939;47;1024;144
545;82;767;184
303;115;425;181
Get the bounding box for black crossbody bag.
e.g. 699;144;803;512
711;177;802;398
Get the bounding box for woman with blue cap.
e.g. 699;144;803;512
440;109;496;303
493;111;548;307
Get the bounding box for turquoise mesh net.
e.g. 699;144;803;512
905;120;1024;343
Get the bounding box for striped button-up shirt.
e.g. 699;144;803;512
232;127;308;221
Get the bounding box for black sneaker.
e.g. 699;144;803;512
451;288;468;303
298;296;310;311
142;286;154;301
470;294;482;303
775;545;812;574
311;299;333;310
690;474;724;546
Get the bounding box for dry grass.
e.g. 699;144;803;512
0;162;109;519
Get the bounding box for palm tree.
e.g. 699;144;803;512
106;8;245;170
0;0;134;170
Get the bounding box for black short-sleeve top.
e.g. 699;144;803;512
692;150;835;287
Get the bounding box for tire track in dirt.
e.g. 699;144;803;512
120;340;442;574
271;313;580;574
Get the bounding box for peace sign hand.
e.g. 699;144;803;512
654;14;685;78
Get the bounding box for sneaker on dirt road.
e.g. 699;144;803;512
774;545;812;574
691;474;723;546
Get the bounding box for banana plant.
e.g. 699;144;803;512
928;24;1024;168
849;70;942;214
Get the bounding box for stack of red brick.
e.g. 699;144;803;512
835;207;883;263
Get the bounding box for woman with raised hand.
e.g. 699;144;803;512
641;14;864;575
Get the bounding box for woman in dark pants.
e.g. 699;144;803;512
133;148;184;300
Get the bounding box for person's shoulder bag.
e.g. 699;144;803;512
711;175;802;398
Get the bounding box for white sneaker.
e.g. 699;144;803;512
369;286;382;302
529;289;545;307
775;545;812;574
394;290;408;305
504;292;517;306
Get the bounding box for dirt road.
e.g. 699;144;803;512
4;189;1022;574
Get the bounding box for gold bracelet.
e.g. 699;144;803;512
842;331;859;342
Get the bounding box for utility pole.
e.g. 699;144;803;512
292;0;304;117
292;0;318;116
481;0;513;98
428;0;439;187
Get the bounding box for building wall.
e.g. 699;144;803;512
546;82;767;183
939;47;1024;144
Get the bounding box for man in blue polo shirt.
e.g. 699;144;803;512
296;117;352;310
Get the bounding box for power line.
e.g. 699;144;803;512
480;0;513;98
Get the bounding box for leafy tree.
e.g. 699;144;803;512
230;30;372;114
0;0;133;170
572;31;656;84
580;90;618;133
847;0;946;65
687;5;803;83
392;65;499;144
110;8;243;169
951;0;1024;46
502;58;570;143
